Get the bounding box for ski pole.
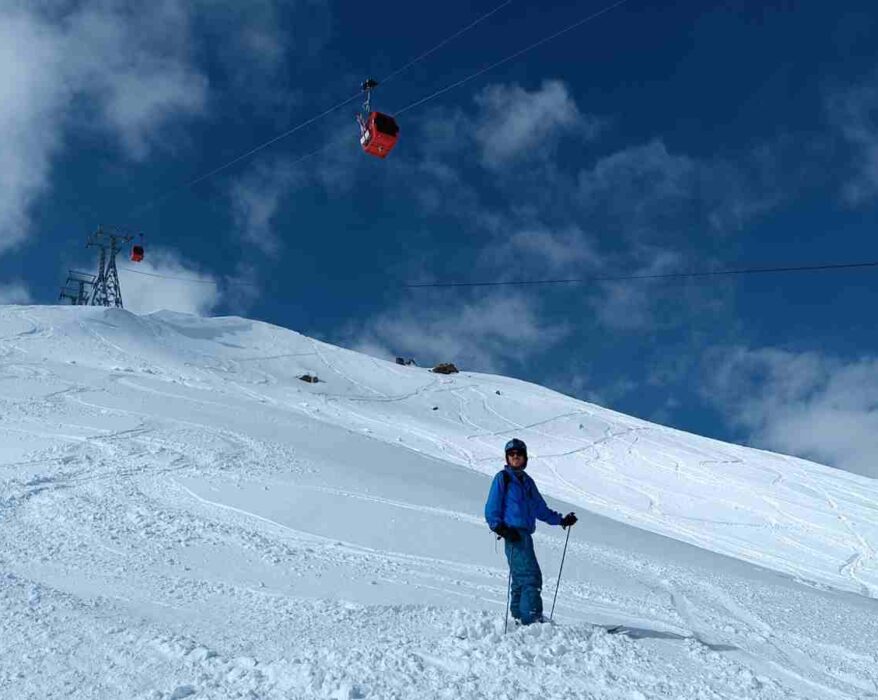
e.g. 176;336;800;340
504;568;511;634
549;525;572;621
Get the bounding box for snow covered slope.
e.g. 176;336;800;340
2;305;878;699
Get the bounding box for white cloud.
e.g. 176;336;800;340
413;80;599;175
406;157;468;214
577;139;778;239
0;0;335;258
702;346;878;478
229;121;360;252
419;106;470;157
468;225;602;286
213;1;286;69
0;282;32;305
501;228;602;275
346;292;566;372
0;1;209;254
194;0;329;110
474;80;601;168
230;161;303;254
578;140;696;234
0;10;66;254
310;124;363;194
118;248;220;316
828;78;878;205
68;1;207;160
591;247;685;330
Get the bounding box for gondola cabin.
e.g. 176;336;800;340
360;111;399;159
130;245;144;263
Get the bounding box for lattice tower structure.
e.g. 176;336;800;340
59;270;96;305
87;227;133;308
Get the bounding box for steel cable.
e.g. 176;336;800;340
405;260;878;289
118;259;878;289
393;0;631;117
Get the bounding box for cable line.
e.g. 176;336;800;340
394;0;631;117
127;92;363;219
405;260;878;289
125;0;517;220
118;266;236;285
120;259;878;290
380;0;515;86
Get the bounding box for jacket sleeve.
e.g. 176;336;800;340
484;472;506;531
532;482;563;526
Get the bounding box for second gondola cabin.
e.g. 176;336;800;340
360;112;399;159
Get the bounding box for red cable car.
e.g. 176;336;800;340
360;111;400;159
130;235;144;263
356;78;399;159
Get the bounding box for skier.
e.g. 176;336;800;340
485;438;577;625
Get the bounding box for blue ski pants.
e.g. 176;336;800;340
504;530;543;624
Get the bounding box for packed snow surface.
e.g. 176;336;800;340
1;306;877;699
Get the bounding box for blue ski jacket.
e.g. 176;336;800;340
484;466;563;534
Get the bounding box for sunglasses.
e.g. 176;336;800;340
506;450;526;458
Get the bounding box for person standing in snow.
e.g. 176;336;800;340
484;438;577;625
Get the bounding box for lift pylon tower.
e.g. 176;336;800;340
58;270;97;305
87;226;133;308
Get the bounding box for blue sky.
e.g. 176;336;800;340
3;0;878;477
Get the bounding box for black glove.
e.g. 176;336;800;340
493;524;521;542
560;513;578;529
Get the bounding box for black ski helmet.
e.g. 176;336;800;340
505;438;527;457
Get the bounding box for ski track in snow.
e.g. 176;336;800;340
2;306;878;699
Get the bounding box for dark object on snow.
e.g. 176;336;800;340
395;357;417;366
431;362;459;375
432;406;438;411
298;374;319;384
495;390;501;395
